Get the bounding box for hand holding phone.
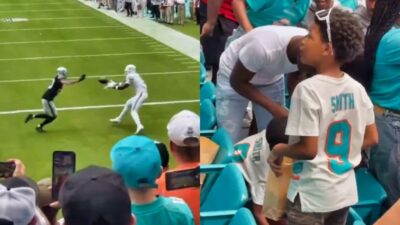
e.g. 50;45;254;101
165;167;200;191
52;151;76;200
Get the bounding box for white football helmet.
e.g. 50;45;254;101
124;64;136;75
56;66;68;78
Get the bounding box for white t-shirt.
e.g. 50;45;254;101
125;72;147;95
285;74;375;213
234;130;270;205
175;0;185;4
217;25;308;97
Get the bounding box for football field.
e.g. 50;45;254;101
0;0;199;180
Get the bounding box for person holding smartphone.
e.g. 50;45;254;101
156;110;200;225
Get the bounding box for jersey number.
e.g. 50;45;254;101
325;120;352;175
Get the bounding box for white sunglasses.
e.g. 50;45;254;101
315;8;333;43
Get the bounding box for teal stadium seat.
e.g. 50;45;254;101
200;164;249;225
338;0;358;10
228;208;257;225
200;64;208;84
200;81;216;103
200;99;217;132
346;207;366;225
353;167;387;225
200;128;235;205
200;208;257;225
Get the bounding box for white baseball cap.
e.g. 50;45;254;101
167;110;200;147
0;184;36;225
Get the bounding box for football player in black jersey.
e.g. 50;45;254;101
25;67;86;132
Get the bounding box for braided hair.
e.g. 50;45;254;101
364;0;400;92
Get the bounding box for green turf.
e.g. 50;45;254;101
0;0;199;181
163;19;199;39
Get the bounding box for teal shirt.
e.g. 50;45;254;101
246;0;310;27
132;196;195;225
370;27;400;111
337;0;358;11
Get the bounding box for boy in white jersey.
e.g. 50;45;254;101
234;117;288;225
267;8;378;225
109;64;148;134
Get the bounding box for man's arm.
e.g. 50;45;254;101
114;82;130;90
200;0;224;37
252;203;269;225
362;123;379;150
232;0;253;32
230;60;288;118
274;136;318;160
61;74;86;85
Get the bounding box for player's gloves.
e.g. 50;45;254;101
98;78;110;84
78;74;86;82
104;80;117;89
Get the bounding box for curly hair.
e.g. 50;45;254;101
314;7;364;64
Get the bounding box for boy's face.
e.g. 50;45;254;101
299;23;332;68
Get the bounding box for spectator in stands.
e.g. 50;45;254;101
0;184;36;225
233;117;289;225
217;25;309;143
227;0;310;46
151;0;162;20
354;0;376;34
364;0;400;206
157;110;200;225
176;0;186;25
165;0;175;24
200;0;238;84
59;166;136;225
111;135;195;225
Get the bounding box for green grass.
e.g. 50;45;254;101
164;19;199;39
0;0;199;181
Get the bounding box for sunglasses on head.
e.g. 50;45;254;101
315;8;333;43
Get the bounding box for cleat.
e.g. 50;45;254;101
36;126;45;133
135;125;144;134
109;118;121;124
25;114;33;123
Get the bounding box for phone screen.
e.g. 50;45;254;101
0;162;16;178
52;151;76;200
165;167;200;191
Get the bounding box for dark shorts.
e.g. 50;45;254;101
287;195;349;225
200;10;238;66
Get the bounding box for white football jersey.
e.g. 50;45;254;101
125;72;147;95
234;130;270;205
285;74;375;212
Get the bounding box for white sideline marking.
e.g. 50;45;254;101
0;25;122;32
30;16;95;21
0;70;198;83
0;51;174;61
0;37;146;45
0;100;199;115
0;8;86;13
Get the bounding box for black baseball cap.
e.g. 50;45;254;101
60;166;132;225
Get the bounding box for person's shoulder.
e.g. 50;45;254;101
160;196;193;215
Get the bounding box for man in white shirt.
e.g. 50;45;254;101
108;64;148;134
217;25;309;143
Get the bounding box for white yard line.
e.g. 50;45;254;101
0;25;122;32
29;16;95;21
0;70;198;83
0;99;199;115
0;37;146;45
0;51;174;62
0;8;85;13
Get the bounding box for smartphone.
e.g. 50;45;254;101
0;162;16;178
52;151;76;200
165;167;200;191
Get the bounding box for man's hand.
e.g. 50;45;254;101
201;21;215;38
8;158;26;177
78;74;86;82
267;143;288;177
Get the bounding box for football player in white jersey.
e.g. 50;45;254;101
267;8;378;225
107;64;148;134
